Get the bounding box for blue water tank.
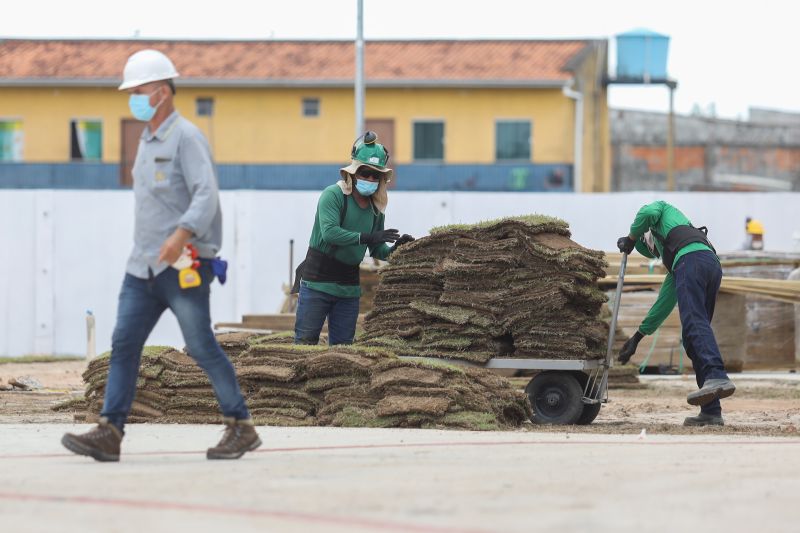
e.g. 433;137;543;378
616;28;670;80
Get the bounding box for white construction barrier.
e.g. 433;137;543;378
1;190;799;357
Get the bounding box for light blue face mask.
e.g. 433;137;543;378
356;180;379;196
128;92;161;121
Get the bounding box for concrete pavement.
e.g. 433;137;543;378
1;424;799;533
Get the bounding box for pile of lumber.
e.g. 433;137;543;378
606;290;745;371
360;216;609;363
599;274;800;304
719;252;799;369
603;251;800;370
604;252;667;276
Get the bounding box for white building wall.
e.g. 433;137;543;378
1;190;798;357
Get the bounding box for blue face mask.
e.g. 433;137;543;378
356;180;379;196
128;92;160;121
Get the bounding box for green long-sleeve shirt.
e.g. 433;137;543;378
628;201;717;335
302;184;391;298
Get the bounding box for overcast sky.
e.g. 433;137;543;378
3;0;795;119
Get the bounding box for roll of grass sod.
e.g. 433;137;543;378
361;215;609;362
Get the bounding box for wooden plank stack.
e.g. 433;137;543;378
719;252;799;369
608;290;745;371
605;251;800;371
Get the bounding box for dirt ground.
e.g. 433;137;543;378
1;360;798;435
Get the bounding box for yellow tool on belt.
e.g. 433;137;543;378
171;244;202;289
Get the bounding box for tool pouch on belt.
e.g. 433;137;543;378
652;224;716;272
210;257;228;285
291;247;360;294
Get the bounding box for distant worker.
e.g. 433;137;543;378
61;50;260;461
743;217;765;250
292;131;414;345
616;201;736;426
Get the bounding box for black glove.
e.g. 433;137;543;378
617;235;635;254
618;331;644;364
390;234;415;253
360;229;400;245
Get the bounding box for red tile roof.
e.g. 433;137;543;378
0;39;594;87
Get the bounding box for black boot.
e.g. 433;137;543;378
687;378;736;406
683;412;724;427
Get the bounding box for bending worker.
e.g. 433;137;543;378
61;50;260;461
293;131;413;345
616;200;736;427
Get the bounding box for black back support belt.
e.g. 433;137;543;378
295;247;360;288
651;224;716;272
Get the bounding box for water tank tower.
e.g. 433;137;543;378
615;28;670;82
607;28;678;190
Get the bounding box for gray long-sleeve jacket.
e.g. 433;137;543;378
126;111;222;279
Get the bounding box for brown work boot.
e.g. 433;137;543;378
207;418;262;460
61;417;123;462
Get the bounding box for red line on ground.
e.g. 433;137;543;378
1;438;799;461
0;491;484;533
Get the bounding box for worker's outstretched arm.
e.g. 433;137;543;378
639;272;678;335
618;272;677;364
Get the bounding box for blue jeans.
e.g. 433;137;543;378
673;250;729;416
294;284;360;345
101;261;250;431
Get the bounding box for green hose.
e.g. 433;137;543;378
638;327;661;374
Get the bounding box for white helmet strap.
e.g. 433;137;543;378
643;231;659;257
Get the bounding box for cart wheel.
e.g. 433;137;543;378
576;402;602;425
525;372;584;425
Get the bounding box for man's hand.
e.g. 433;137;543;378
617;235;636;254
618;331;644;364
158;227;193;265
360;229;400;245
390;234;415;253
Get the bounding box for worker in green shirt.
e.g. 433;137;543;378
292;131;413;345
616;201;736;426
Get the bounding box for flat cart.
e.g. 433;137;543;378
219;255;629;426
399;355;608;425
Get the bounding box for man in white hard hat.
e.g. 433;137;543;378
61;49;261;461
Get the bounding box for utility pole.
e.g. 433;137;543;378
354;0;365;138
666;83;676;191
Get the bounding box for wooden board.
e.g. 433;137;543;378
218;313;366;333
600;274;800;304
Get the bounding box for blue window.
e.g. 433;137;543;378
413;121;444;160
496;120;531;161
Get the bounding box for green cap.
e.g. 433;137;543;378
351;131;390;169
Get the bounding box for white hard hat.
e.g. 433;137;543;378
118;49;180;90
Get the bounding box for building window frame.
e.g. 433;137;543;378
0;117;24;162
412;119;445;161
302;97;320;118
495;119;532;162
69;117;104;162
196;97;215;117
